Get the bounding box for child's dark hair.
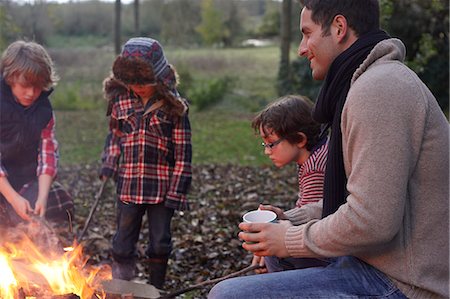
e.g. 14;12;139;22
252;95;321;151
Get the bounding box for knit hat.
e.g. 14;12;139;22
112;37;177;90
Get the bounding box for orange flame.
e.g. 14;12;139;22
0;232;110;299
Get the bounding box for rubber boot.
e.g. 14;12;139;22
148;258;169;289
112;259;136;281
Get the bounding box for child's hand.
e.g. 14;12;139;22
34;196;48;217
259;204;288;220
251;255;267;274
10;194;32;221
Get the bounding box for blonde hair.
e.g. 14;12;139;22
0;40;59;90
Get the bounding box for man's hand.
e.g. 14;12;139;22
239;220;292;258
259;204;288;220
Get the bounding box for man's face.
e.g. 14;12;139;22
297;8;339;80
10;82;42;107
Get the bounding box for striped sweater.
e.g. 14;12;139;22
296;140;328;207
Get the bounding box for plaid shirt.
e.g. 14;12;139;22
0;114;58;178
101;95;192;210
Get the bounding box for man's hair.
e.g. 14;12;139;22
252;95;321;151
0;40;58;90
300;0;380;36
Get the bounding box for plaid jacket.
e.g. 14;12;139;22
101;94;192;210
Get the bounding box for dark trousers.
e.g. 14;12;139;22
112;200;174;263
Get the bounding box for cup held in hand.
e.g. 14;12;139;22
243;210;277;223
242;210;277;244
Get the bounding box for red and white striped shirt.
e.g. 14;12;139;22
296;140;328;207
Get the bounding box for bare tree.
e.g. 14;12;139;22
277;0;292;94
114;0;121;54
280;0;291;77
134;0;139;35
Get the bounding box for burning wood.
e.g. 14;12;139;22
0;218;111;299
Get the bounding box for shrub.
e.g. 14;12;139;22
188;76;233;111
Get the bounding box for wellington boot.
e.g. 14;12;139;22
112;260;136;281
148;258;168;289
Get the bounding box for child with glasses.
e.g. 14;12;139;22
100;37;192;290
250;94;328;273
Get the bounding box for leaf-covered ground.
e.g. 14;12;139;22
58;163;298;298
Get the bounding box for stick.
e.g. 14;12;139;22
159;264;262;299
77;180;107;241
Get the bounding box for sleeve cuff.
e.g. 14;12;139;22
285;208;311;225
285;202;323;225
39;168;57;178
165;196;190;211
100;167;116;179
285;225;310;257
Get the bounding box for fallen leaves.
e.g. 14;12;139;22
58;163;298;298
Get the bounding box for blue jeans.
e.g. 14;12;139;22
112;200;174;263
265;256;329;272
208;256;408;299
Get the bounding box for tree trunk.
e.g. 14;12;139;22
134;0;139;35
280;0;291;77
277;0;292;95
114;0;121;55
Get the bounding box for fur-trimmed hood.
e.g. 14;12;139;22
103;76;128;101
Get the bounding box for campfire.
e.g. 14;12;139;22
0;218;110;299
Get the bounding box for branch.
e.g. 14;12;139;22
159;264;262;299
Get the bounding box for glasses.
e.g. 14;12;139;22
261;138;284;150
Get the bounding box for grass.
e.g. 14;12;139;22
53;45;280;167
167;46;280;110
56;109;108;166
56;108;270;167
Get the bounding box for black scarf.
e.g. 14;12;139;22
313;30;390;218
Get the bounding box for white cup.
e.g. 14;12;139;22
243;210;277;223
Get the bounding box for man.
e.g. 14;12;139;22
208;0;449;298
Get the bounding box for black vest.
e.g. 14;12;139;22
0;78;53;190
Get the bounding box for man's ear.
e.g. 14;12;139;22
332;14;349;43
297;132;308;149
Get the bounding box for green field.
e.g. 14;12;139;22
53;46;285;167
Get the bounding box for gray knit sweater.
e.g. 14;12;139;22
284;39;449;299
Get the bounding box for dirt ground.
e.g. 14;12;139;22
58;163;298;298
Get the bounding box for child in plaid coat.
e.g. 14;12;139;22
100;37;192;289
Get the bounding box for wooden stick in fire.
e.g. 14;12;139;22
77;179;107;242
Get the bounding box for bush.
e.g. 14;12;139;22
188;76;233;111
278;58;322;102
51;81;105;110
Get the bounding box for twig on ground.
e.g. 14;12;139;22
159;264;262;298
77;180;107;241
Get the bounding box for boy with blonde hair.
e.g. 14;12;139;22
0;40;72;225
